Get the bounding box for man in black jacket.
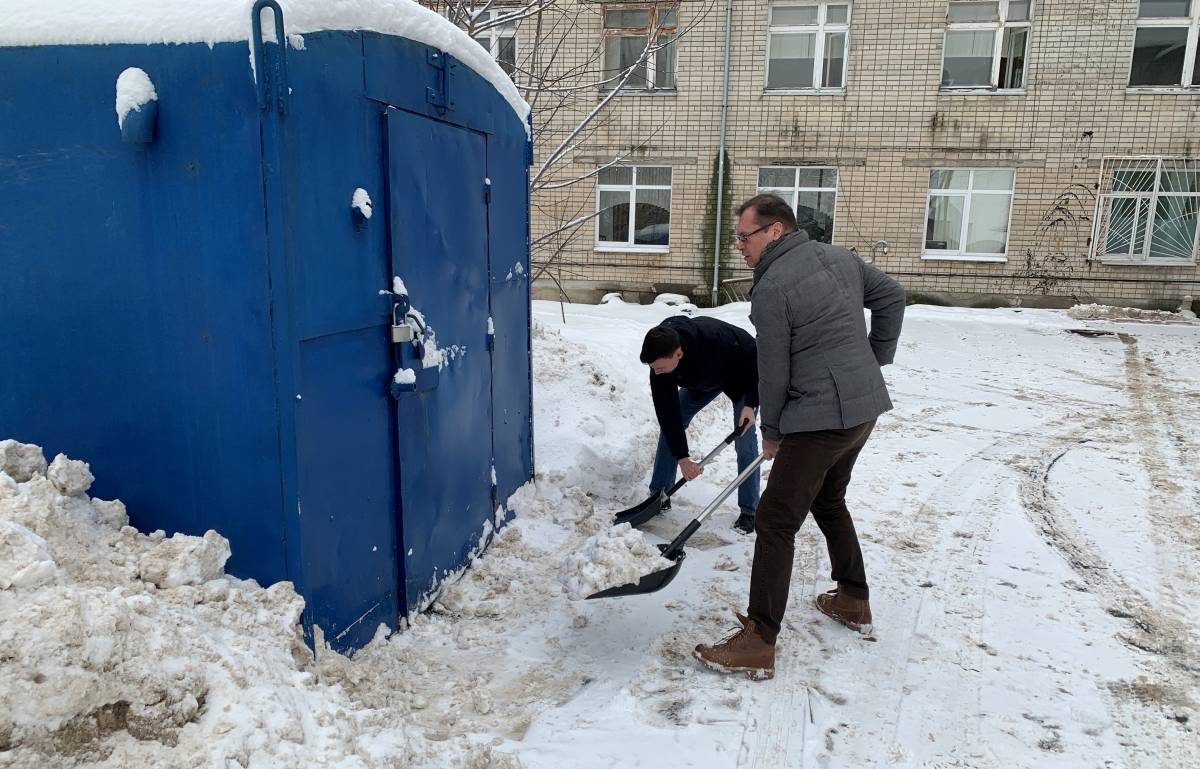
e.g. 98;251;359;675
641;316;760;533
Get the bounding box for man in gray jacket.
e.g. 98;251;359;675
694;194;905;681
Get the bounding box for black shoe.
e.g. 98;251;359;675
659;496;671;512
734;513;755;535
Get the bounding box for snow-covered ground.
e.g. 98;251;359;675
2;300;1198;768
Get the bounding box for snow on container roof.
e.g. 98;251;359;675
0;0;530;127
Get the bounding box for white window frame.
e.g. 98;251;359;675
922;167;1016;262
1091;157;1200;266
1127;1;1200;92
764;2;852;94
601;3;678;94
471;10;519;77
756;166;840;242
595;166;673;253
940;0;1033;93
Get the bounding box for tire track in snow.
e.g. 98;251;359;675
1007;335;1199;765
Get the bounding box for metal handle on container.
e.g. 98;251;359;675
251;0;289;115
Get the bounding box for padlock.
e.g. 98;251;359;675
392;303;414;344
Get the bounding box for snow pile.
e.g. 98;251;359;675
351;187;373;219
0;0;530;130
394;367;416;385
1;439;48;482
559;523;674;600
0;520;58;590
114;67;156;129
138;530;231;589
1068;303;1199;324
599;292;625;304
0;440;505;768
46;453;95;496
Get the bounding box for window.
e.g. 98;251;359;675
1129;1;1200;88
941;0;1032;90
1094;158;1199;265
597;166;672;250
765;2;851;92
601;3;677;92
924;168;1015;260
471;10;518;77
757;167;838;242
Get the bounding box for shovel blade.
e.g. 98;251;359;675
611;490;665;528
586;545;686;599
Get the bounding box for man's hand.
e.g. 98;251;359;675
762;439;780;461
678;458;704;481
738;406;756;435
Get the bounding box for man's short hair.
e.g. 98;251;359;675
735;194;798;232
640;326;682;364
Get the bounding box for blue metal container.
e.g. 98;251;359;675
0;3;533;652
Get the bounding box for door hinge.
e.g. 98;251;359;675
426;50;456;113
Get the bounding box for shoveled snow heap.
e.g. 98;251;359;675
1067;303;1199;324
559;523;674;600
0;440;512;768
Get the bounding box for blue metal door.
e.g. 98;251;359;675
386;107;494;612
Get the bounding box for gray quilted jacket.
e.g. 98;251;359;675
750;230;905;440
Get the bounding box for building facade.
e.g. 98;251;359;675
450;0;1200;308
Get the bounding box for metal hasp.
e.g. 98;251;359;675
0;17;533;652
252;0;289;115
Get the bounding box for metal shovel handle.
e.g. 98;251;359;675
664;421;749;498
662;453;767;559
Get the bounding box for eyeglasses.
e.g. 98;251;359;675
735;223;771;243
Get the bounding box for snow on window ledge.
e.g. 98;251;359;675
763;88;847;97
938;88;1028;96
1124;87;1200;95
921;252;1008;263
1098;257;1198;268
594;244;671;254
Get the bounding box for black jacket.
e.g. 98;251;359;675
649;316;759;460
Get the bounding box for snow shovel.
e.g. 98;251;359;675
612;422;749;528
589;454;767;599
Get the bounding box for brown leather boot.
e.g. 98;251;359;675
693;612;775;680
815;589;873;634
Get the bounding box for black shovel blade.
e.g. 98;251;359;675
611;490;665;527
586;544;686;599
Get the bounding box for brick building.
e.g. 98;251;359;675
447;1;1200;308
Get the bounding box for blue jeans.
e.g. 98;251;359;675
649;389;760;517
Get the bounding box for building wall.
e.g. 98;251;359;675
517;0;1200;307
